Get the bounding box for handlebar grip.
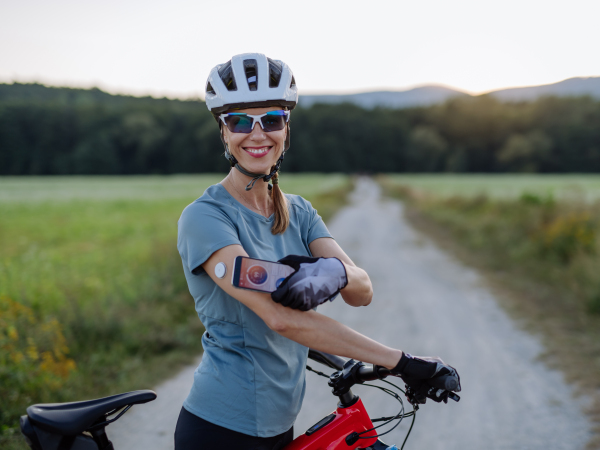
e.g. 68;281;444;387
428;374;459;391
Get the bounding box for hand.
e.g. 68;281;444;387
271;255;348;311
391;353;461;404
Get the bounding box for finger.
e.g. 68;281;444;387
290;294;309;310
271;283;293;307
426;387;449;403
278;255;318;269
447;365;461;392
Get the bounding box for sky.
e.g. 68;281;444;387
1;0;600;99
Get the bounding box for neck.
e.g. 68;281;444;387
225;169;272;213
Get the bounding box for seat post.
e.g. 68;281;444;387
90;425;114;450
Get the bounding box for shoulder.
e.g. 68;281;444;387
179;184;237;227
285;193;316;215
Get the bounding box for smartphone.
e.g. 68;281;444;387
232;256;295;293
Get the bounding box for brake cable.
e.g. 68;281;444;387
306;366;417;449
370;378;417;450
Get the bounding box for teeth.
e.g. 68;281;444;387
246;147;269;154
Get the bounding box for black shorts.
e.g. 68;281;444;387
174;407;294;450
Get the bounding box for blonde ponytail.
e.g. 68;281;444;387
270;168;289;234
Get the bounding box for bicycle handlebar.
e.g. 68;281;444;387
308;349;460;404
307;349;347;371
308;349;392;384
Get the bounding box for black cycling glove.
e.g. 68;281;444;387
271;255;348;311
391;353;461;404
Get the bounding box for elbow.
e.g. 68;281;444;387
265;306;297;334
268;317;290;334
363;288;373;306
342;284;373;307
356;287;373;307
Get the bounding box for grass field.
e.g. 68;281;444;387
384;174;600;202
379;174;600;449
0;174;350;447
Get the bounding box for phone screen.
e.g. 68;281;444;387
232;256;295;293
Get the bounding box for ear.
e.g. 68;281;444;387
222;127;229;144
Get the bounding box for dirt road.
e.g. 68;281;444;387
111;177;591;449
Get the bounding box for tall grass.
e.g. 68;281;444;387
379;174;600;448
0;174;351;447
379;176;600;312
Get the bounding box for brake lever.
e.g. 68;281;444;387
405;386;460;406
404;386;423;408
448;392;460;402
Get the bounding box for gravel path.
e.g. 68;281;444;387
110;177;592;449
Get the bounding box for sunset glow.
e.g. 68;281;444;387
1;0;599;98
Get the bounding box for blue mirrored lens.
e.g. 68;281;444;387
261;114;286;131
225;114;253;133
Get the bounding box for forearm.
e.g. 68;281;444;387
202;245;388;364
340;263;373;307
273;306;401;369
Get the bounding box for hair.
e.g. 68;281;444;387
270;167;289;234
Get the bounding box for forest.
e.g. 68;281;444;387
1;82;600;175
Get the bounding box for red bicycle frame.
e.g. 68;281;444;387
21;350;436;450
285;397;377;450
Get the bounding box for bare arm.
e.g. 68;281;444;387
309;237;373;307
202;244;401;369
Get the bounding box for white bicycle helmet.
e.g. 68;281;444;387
205;53;298;116
205;53;298;190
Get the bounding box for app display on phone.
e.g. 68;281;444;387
235;257;295;293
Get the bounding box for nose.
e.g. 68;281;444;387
248;121;266;139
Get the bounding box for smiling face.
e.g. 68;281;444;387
221;106;288;175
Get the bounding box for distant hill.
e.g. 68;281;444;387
299;77;600;109
488;77;600;102
299;85;467;109
3;77;600;111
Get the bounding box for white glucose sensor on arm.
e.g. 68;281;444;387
215;262;227;279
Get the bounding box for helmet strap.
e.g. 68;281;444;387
234;153;284;191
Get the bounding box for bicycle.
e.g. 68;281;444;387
20;349;460;450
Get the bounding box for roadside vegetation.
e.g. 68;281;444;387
379;174;600;448
0;174;351;449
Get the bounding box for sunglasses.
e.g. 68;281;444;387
219;110;290;134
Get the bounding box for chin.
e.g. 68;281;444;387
244;160;276;174
237;151;280;173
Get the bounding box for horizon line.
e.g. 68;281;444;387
1;75;598;102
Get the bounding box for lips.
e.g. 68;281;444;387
243;146;271;158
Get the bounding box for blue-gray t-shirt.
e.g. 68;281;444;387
177;183;332;437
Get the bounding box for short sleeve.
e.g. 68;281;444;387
178;201;240;275
306;201;333;244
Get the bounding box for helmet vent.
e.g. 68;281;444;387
267;58;282;88
243;59;258;91
290;76;296;88
206;82;215;95
217;61;237;91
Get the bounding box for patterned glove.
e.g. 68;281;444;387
271;255;348;311
391;353;461;404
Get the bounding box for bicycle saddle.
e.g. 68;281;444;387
26;390;157;435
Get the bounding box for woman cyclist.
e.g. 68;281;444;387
175;53;461;450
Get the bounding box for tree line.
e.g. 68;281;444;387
1;83;599;175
